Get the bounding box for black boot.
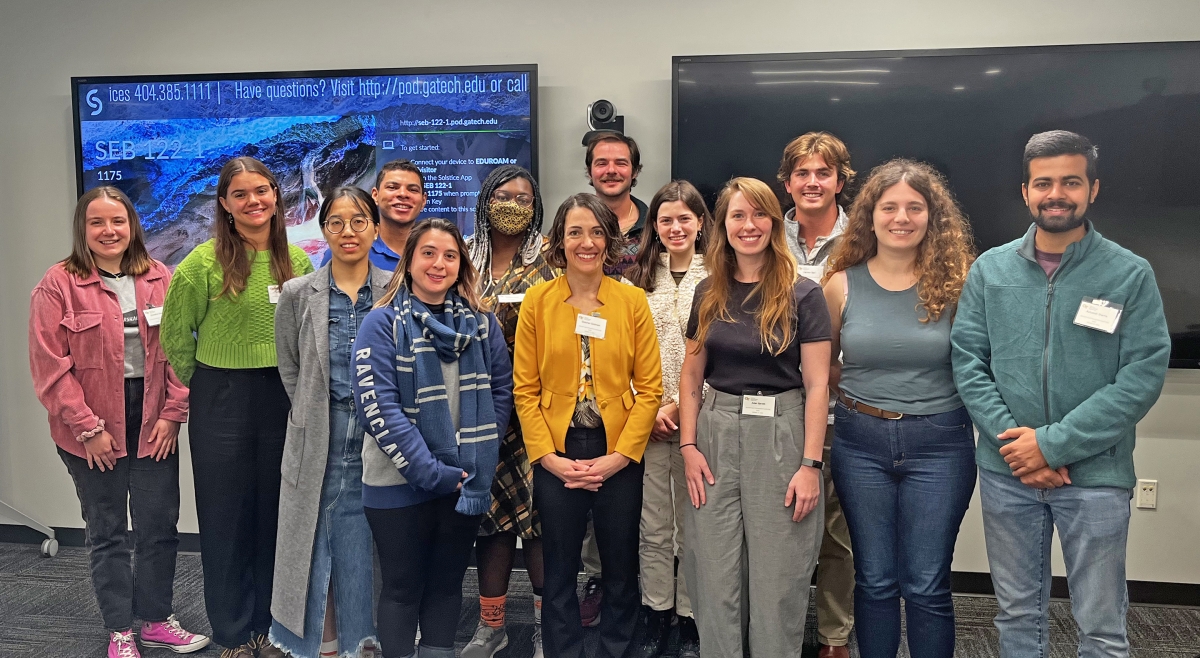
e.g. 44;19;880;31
631;606;671;658
677;614;700;658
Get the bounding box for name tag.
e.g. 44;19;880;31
741;394;776;417
143;306;163;327
497;293;525;304
798;264;825;283
268;285;282;304
575;313;607;339
1073;297;1123;334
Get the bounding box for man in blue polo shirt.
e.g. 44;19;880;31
323;159;427;270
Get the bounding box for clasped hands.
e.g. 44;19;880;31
541;452;630;491
998;426;1071;489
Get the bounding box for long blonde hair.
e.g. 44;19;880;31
693;177;797;356
825;159;975;322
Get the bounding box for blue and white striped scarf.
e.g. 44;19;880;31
392;285;499;516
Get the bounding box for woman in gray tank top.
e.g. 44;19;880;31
821;160;977;658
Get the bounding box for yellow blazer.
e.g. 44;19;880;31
514;275;663;464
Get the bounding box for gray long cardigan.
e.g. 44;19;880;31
269;263;392;636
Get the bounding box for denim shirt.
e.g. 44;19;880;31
329;269;375;403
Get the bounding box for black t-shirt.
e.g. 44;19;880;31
685;278;832;395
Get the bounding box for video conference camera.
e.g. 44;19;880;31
582;99;625;146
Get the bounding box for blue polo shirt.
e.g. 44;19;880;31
320;236;401;271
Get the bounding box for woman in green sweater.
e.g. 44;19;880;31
162;156;313;658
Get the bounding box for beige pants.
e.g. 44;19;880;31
684;388;823;658
582;521;602;576
815;423;855;646
638;438;691;617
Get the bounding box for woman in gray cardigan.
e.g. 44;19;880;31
268;187;391;658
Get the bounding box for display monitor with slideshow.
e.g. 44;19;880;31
73;65;537;267
674;42;1200;367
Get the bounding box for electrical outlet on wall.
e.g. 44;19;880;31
1136;479;1158;509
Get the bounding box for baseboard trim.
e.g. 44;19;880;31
3;525;1194;606
952;571;1200;607
0;524;201;553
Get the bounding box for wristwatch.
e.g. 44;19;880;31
800;457;825;470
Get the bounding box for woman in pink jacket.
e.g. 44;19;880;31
29;186;210;658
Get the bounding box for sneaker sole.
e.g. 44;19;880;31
463;634;508;658
140;638;212;653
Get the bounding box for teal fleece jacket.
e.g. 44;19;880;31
951;222;1170;489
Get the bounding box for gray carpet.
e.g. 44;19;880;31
1;542;1198;657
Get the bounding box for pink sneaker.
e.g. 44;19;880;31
139;614;211;653
109;630;141;658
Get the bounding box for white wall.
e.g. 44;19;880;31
2;0;1199;582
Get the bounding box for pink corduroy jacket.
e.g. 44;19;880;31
29;261;188;460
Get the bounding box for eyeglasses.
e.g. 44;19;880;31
323;216;372;234
491;191;535;208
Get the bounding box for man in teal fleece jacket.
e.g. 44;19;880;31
951;130;1170;658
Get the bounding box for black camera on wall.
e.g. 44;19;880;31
582;99;625;146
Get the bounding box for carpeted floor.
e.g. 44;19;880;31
2;542;1198;657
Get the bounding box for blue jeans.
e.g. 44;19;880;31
978;466;1132;658
270;401;376;658
831;402;976;658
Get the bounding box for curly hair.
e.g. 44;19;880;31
825;159;975;323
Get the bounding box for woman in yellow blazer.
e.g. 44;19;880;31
514;193;662;658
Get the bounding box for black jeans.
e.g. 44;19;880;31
364;496;483;658
59;377;180;632
188;365;288;648
534;426;645;658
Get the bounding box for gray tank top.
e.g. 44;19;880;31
839;263;961;415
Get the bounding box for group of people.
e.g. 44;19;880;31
29;126;1170;658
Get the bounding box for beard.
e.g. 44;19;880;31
1031;200;1086;233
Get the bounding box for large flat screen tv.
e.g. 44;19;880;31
674;42;1200;368
73;64;537;268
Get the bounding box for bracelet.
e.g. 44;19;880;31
76;419;105;443
679;443;699;451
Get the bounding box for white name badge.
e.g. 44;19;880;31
741;394;776;417
1073;296;1123;334
575;313;607;339
268;285;282;304
143;306;163;327
798;264;825;282
497;293;525;304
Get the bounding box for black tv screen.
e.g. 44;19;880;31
73;64;537;268
674;42;1200;367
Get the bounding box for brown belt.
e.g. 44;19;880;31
837;392;904;420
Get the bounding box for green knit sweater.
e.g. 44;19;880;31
162;239;314;385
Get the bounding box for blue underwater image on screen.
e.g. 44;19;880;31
74;68;535;267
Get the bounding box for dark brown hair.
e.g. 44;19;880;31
584;132;643;187
624;180;712;292
826;159;975;322
63;186;153;277
212;157;297;298
545;194;623;270
375;159;427;191
376;218;483;311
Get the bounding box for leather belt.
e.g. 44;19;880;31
837;392;904;420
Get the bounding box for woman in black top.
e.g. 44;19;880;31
678;177;832;658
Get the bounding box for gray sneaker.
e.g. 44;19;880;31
461;622;508;658
531;623;544;658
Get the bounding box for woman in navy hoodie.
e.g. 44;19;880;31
352;218;512;658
